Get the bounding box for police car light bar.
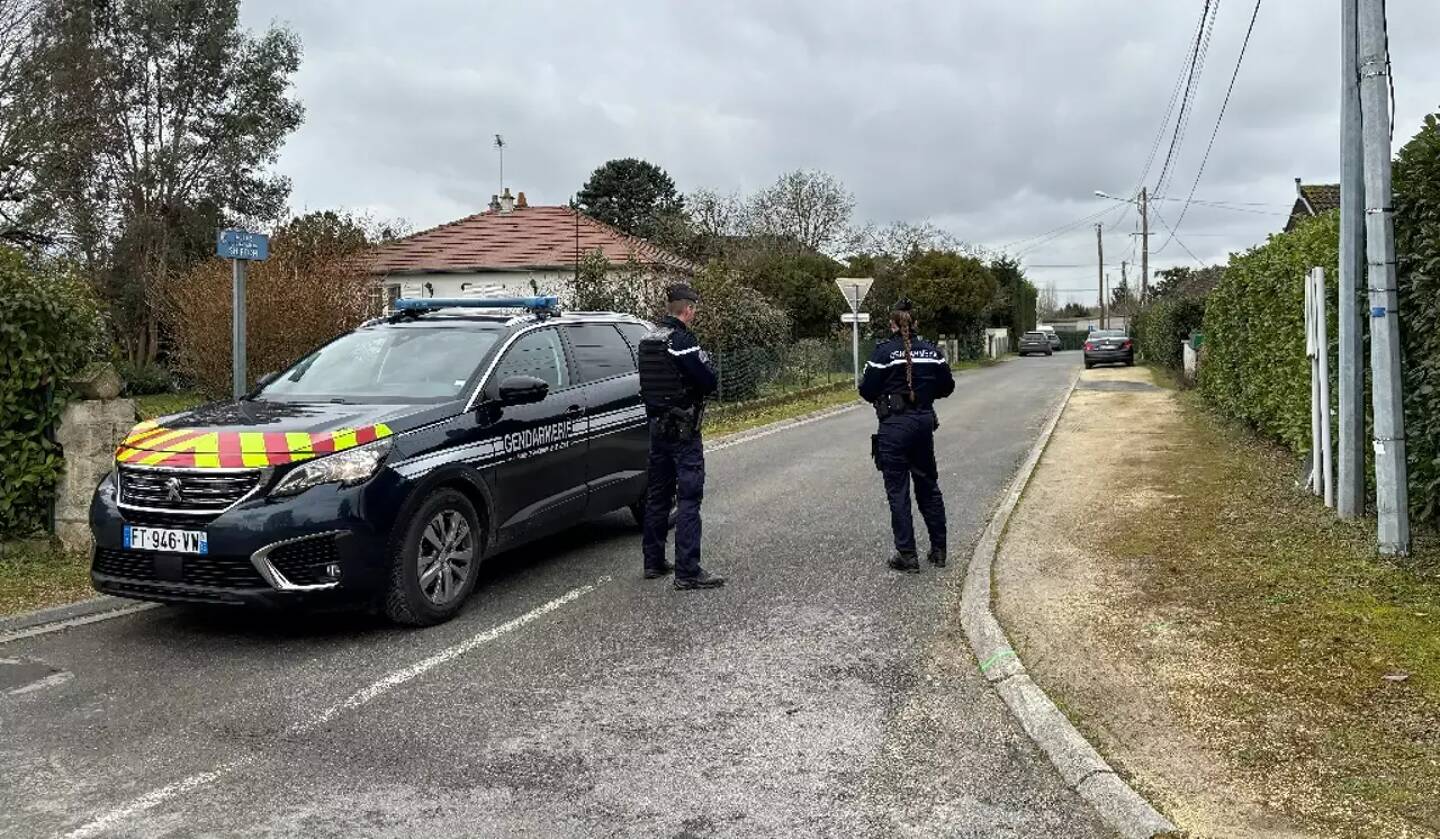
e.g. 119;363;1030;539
394;296;560;314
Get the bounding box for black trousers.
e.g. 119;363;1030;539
876;411;946;555
641;420;705;579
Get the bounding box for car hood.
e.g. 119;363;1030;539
115;400;449;469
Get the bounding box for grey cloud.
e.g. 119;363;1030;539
242;0;1440;303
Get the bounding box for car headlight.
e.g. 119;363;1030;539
270;438;393;497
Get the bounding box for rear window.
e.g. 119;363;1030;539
566;324;637;383
1089;330;1126;339
1023;332;1047;339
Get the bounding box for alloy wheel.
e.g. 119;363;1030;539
416;509;474;606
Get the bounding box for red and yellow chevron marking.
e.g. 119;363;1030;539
115;422;393;469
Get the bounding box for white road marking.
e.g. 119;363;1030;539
0;603;157;646
60;577;607;839
6;671;72;696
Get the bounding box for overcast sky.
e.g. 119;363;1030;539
241;0;1440;305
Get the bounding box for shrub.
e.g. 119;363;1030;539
1133;297;1206;370
1199;212;1338;454
0;249;108;537
1394;112;1440;524
158;213;378;398
117;361;175;396
689;261;791;400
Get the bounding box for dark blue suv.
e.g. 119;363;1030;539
90;298;655;625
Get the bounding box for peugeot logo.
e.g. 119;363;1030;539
164;477;184;503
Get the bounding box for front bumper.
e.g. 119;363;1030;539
89;476;392;608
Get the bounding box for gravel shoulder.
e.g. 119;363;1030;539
994;364;1440;838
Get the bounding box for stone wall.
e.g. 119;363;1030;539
52;399;135;552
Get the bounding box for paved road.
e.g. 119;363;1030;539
2;353;1110;839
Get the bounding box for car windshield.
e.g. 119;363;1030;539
258;324;501;403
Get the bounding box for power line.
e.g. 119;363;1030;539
1154;0;1221;198
1162;0;1264;247
1150;205;1207;266
999;203;1121;252
1136;3;1215;191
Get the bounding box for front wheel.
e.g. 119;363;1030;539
384;488;483;626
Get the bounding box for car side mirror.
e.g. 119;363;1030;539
497;375;549;406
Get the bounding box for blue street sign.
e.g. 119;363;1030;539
216;229;269;261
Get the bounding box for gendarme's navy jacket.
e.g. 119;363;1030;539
858;334;956;410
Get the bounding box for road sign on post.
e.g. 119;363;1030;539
834;277;875;386
216;229;270;400
840;312;871;324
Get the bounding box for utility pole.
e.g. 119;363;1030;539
1358;0;1409;554
1096;223;1106;329
494;134;506;189
1139;187;1150;303
1338;0;1366;520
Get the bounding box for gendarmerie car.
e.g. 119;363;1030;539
90;296;657;625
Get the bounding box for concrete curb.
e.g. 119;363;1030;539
960;372;1178;839
0;595;136;634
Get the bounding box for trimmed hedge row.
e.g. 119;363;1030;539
1199;109;1440;525
1199;213;1338;455
1133;297;1206;370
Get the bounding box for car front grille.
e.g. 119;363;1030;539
266;535;342;587
93;547;270;590
118;466;263;518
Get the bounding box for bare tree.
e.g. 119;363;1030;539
746;170;856;255
1037;281;1060;320
0;0;43;245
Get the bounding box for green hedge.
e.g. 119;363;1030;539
0;249;107;537
1199;213;1338;454
1133;297;1206;370
1056;331;1089;351
1395;113;1440;524
1199;108;1440;526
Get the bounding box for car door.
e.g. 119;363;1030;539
480;326;589;546
563;322;648;517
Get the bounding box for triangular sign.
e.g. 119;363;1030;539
834;277;874;312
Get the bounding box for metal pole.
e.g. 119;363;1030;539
1338;0;1366;519
1358;0;1410;555
851;283;861;387
1095;224;1106;329
1139;187;1149;304
232;258;247;399
1317;270;1334;509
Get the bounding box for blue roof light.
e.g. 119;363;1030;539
394;296;560;314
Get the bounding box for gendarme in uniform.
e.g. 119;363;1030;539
636;284;725;589
858;299;956;572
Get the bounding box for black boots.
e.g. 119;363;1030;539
644;561;675;579
927;548;946;568
674;569;726;590
887;552;921;573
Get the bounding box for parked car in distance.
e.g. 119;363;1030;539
1083;329;1135;369
1045;331;1061;351
1018;331;1053;357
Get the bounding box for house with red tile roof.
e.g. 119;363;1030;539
369;188;695;307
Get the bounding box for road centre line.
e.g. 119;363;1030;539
61;577;608;839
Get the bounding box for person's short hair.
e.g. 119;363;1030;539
667;298;695;316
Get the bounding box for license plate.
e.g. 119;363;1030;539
124;525;208;555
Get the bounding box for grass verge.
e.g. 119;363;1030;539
1110;389;1440;835
0;540;93;617
134;391;205;420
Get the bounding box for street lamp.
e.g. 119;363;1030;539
1093;189;1149;304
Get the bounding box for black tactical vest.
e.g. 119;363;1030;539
638;328;688;410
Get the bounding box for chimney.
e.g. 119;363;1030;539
516;191;528;209
499;187;515;214
488;194;501;212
